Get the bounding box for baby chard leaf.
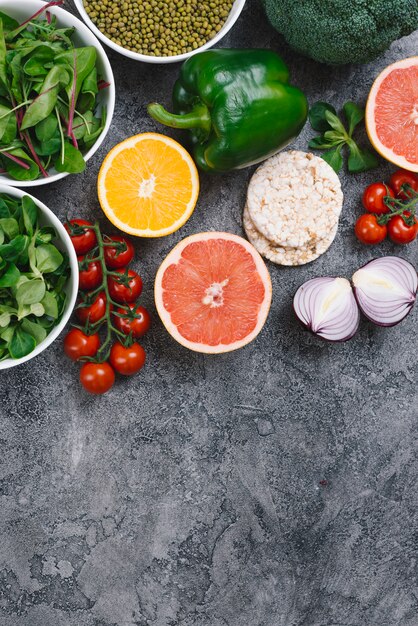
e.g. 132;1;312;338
4;149;40;182
20;66;70;130
54;141;86;174
9;325;36;359
35;115;58;142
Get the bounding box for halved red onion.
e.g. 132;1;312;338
293;277;360;342
352;256;417;327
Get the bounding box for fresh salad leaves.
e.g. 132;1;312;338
308;101;379;174
0;1;108;181
0;193;70;360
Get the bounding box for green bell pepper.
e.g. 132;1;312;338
147;49;308;173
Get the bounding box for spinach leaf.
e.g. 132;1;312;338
343;102;365;136
35;226;55;245
41;290;58;319
54;141;86;174
35;243;63;274
0;217;19;240
21;195;38;236
308;102;337;133
347;141;379;173
15;278;45;306
0;234;27;262
0;262;20;288
21;318;47;343
321;145;344;173
9;325;36;358
78;67;98;112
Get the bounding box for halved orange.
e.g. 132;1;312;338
366;57;418;172
155;232;272;354
98;133;199;237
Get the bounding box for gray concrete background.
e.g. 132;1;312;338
0;1;417;625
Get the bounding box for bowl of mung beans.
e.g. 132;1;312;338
73;0;247;64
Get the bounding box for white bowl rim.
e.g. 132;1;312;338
0;0;115;187
73;0;246;64
0;184;79;370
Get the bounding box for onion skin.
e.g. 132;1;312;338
352;257;417;328
293;276;360;342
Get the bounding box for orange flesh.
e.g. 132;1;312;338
161;239;266;346
375;66;418;165
103;139;195;231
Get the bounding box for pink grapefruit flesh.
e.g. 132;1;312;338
154;232;272;353
366;57;418;172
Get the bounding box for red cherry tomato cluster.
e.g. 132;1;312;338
355;169;418;245
63;220;151;395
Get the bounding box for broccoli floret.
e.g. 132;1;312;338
263;0;418;65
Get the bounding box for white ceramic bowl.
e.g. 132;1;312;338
73;0;246;64
0;185;78;370
0;0;115;187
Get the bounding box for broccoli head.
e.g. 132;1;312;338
263;0;418;65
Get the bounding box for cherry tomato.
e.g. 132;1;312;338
355;214;387;245
362;182;395;214
104;235;135;269
108;268;143;304
387;213;418;244
63;328;100;361
113;304;151;338
389;169;418;200
109;342;146;376
80;362;115;394
65;219;97;254
76;291;109;324
78;256;103;291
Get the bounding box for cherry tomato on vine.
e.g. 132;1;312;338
80;362;115;394
387;213;418;244
362;183;394;214
77;291;109;324
113;304;151;338
109;342;146;376
108;268;143;303
355;214;387;245
104;235;135;269
78;256;103;290
64;329;100;361
389;169;418;200
65;219;97;254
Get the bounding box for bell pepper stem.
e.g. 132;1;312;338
148;103;211;136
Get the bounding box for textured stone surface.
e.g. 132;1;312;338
0;2;417;625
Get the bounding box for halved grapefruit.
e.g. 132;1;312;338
155;232;272;354
366;57;418;172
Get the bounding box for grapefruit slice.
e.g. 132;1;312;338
366;57;418;172
155;232;272;353
98;133;199;237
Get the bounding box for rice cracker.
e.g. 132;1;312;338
243;205;338;266
246;150;343;248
